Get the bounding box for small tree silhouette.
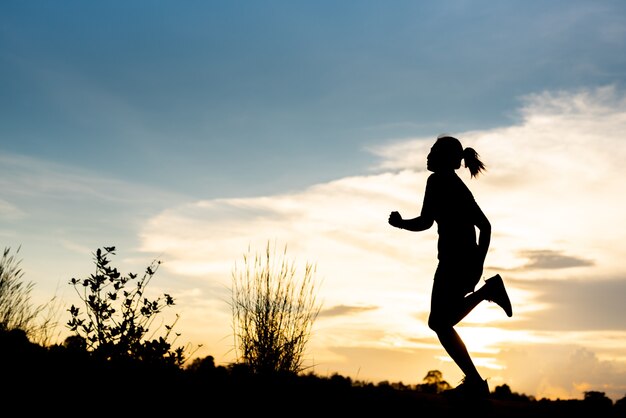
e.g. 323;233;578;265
583;390;613;411
416;370;452;394
230;241;321;375
66;246;185;366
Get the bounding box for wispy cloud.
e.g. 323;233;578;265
318;304;379;318
0;150;189;309
512;277;626;331
507;249;594;270
0;198;25;220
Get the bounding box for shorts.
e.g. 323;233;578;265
429;258;481;328
433;257;481;297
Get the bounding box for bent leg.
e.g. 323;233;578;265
430;273;486;327
447;277;510;324
446;290;484;326
429;277;484;381
426;262;503;397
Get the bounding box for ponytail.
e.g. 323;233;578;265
462;147;486;178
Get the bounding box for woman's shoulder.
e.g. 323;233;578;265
425;172;450;195
427;171;455;184
426;172;439;187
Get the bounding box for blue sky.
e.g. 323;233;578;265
4;1;625;196
2;1;626;402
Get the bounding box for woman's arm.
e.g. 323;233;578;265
389;174;439;232
388;211;434;231
474;206;491;261
389;175;437;232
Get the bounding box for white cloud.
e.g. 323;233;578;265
0;198;25;220
499;342;626;402
370;85;626;281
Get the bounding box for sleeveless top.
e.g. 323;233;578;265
421;171;481;262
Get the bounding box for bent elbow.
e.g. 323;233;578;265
478;220;491;234
421;217;435;231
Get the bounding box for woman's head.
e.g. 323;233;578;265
427;135;486;177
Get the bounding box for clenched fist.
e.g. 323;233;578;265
388;211;403;228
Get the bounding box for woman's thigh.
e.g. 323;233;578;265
429;262;474;325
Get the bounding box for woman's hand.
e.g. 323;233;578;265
388;211;403;228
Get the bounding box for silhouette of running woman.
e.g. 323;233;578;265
388;135;512;399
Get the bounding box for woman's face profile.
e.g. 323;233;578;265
427;143;443;172
427;138;461;172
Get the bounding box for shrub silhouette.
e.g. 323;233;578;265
0;246;59;344
230;241;321;375
66;246;185;365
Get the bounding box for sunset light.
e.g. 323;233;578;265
2;1;626;407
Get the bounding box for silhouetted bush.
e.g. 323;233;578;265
614;395;626;415
492;383;534;402
0;246;59;344
583;390;614;414
66;246;185;366
230;241;321;375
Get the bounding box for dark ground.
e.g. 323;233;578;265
2;328;624;417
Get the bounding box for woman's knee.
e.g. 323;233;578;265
428;314;451;333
